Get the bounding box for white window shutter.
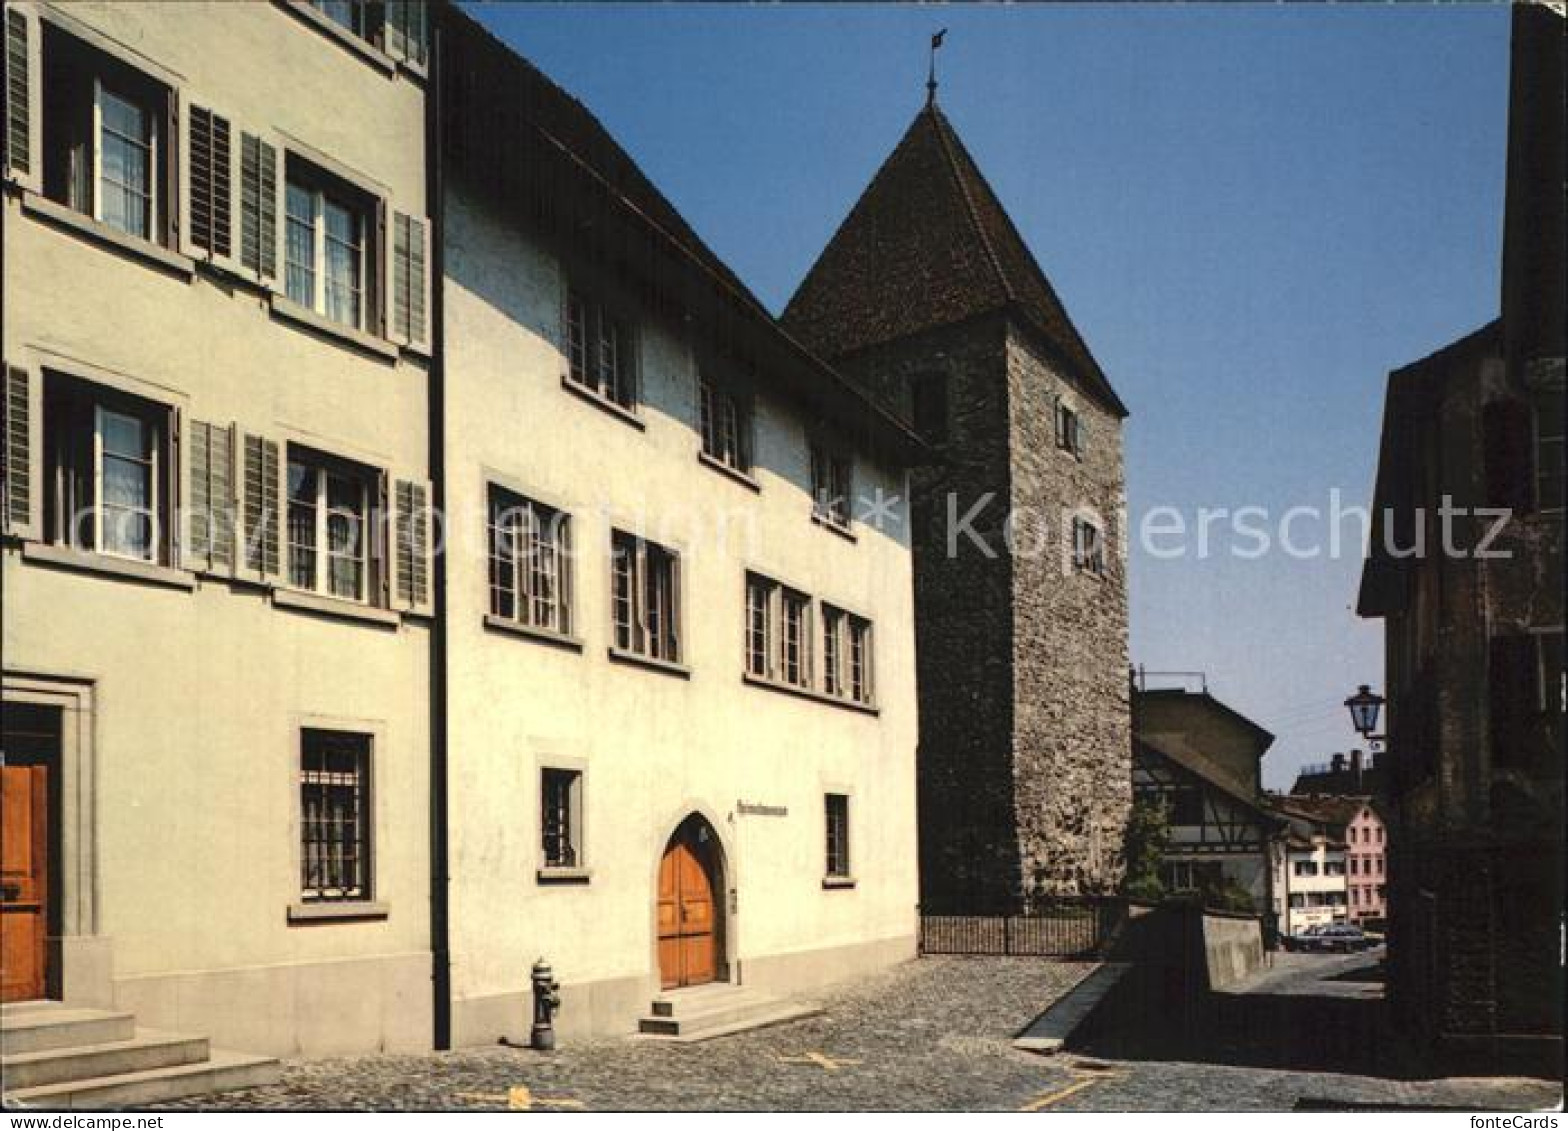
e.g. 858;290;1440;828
239;431;282;583
393;476;433;616
2;363;41;540
4;5;41;194
185;419;236;574
183;100;234;264
239;130;279;284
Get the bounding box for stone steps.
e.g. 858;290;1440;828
636;983;821;1042
1;1001;280;1109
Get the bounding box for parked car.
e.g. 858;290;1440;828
1287;924;1377;953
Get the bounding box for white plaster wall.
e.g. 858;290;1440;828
442;185;919;1037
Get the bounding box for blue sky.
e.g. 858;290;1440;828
467;4;1512;789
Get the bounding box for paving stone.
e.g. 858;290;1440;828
149;957;1559;1112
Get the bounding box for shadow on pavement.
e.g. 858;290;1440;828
1067;943;1421;1077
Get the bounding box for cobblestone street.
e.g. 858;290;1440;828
159;957;1561;1112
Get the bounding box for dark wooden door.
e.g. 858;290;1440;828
1;765;48;1002
657;834;717;990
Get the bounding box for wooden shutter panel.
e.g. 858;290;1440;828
239;132;278;281
390;211;429;348
186;420;235;574
2;364;41;540
240;432;281;582
187;104;233;260
393;476;433;615
4;6;39;193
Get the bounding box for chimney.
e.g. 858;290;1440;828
1331;752;1346;774
1351;749;1364;789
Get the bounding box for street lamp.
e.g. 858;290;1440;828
1345;684;1386;751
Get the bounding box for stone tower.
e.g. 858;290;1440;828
784;99;1132;911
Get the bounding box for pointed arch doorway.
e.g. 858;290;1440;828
657;814;726;990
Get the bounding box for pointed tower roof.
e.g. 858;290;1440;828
783;104;1127;417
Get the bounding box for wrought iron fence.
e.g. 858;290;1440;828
918;898;1127;958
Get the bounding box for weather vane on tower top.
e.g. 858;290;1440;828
927;28;947;106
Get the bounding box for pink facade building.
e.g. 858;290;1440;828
1345;802;1387;925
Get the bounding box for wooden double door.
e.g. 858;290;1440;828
657;821;722;990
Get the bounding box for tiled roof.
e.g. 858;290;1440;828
783;102;1127;417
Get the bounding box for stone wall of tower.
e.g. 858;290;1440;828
834;315;1024;912
1005;325;1132;898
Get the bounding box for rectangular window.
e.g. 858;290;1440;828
300;729;371;903
699;376;751;473
1055;399;1084;456
41;26;170;245
825;793;850;879
822;605;874;705
745;574;772;679
285;158;372;330
809;441;853;529
1293;861;1318;877
488;486;572;636
43;375;170;563
541;768;582;869
312;0;367;36
1536;390;1564;512
1072;516;1106;575
286;447;372;602
565;289;636;409
611;530;680;663
1325;860;1346;876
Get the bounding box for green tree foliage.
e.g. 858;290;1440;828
1121;796;1169;903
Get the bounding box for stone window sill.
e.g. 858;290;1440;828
21;191;195;279
22;542;196;591
484;614;584;652
287;901;390;923
607;646;690;679
741;672;880;716
537;866;593;885
270;296;401;362
822;876;857;890
560;375;646;430
698;451;761;492
811;511;857;543
273;587;402;628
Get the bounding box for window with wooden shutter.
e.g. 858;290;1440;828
5;7;33;184
241;432;281;580
394;476;432;614
391;211;427;347
187;104;232;260
239;131;277;280
2;364;39;539
186;419;235;573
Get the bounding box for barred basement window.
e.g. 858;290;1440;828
1072;516;1105;575
611;530;680;663
699;376;752;473
300;729;372;903
809;440;852;529
824;794;850;879
489;486;572;635
541;767;582;869
565;289;636;410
